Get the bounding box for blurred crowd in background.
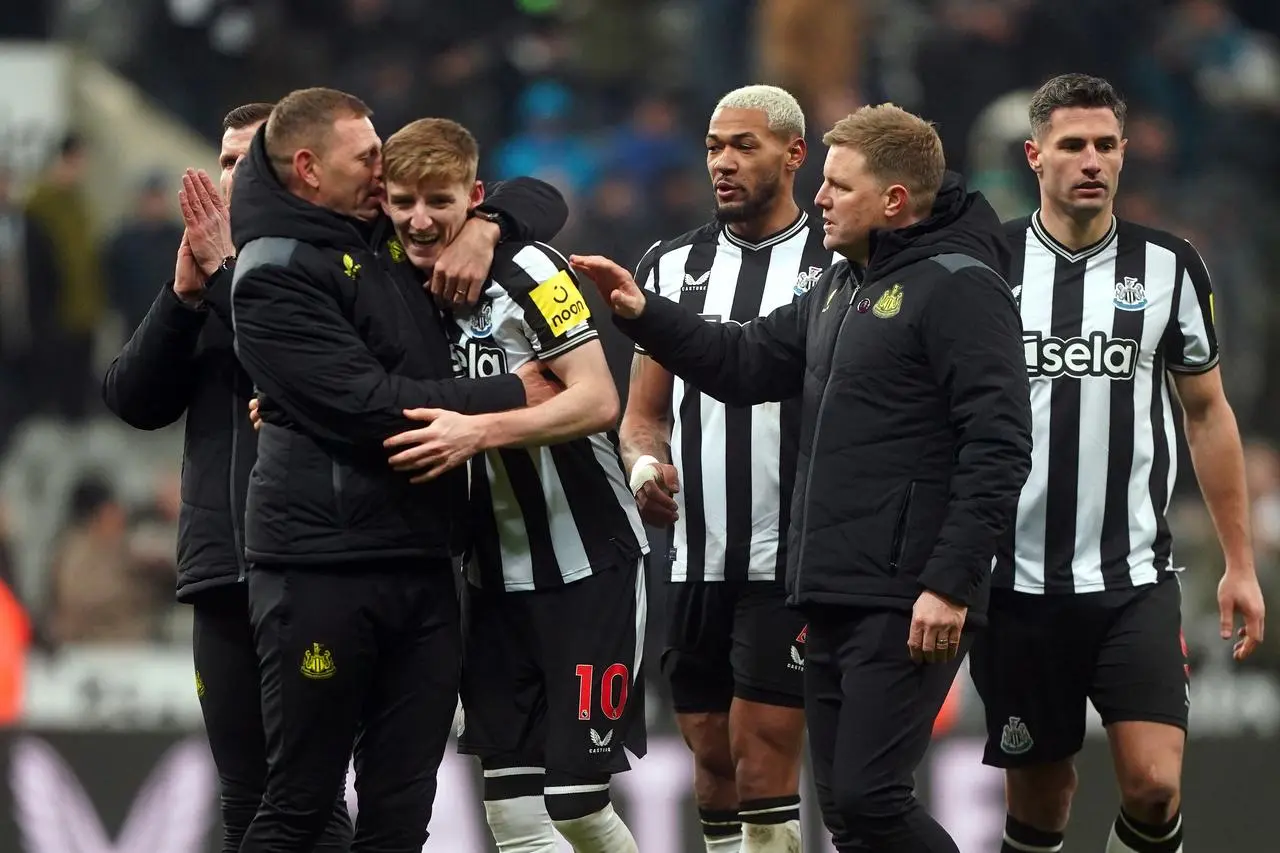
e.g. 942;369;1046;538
1;0;1280;711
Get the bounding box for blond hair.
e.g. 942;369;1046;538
823;104;946;215
382;118;479;187
715;84;806;140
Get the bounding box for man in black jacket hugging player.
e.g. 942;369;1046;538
572;104;1033;853
103;92;567;853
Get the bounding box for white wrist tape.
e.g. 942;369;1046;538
629;455;663;494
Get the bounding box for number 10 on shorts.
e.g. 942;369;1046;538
575;663;630;721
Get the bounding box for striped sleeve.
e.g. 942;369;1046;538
499;242;599;360
1162;240;1219;373
633;240;664;356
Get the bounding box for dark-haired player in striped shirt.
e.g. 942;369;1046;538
969;73;1266;853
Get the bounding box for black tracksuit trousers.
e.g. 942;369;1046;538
193;584;353;853
803;606;973;853
237;558;461;853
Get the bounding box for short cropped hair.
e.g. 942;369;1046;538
1029;74;1127;139
823;104;946;215
265;87;372;180
715;84;806;140
222;102;274;132
382;118;479;187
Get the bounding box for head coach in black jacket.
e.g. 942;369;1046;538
101;98;567;852
572;104;1033;853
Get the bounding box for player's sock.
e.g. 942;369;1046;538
1106;808;1183;853
549;803;638;853
699;807;743;852
738;796;801;852
1001;814;1064;852
481;766;559;853
545;773;637;853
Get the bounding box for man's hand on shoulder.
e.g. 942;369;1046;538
569;255;647;319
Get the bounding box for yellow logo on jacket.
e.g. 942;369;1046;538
530;270;591;336
342;253;361;279
386;238;406;263
873;284;903;319
823;287;840;312
300;643;336;680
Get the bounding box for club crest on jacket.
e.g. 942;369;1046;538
873;284;903;319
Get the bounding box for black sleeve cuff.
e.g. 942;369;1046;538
200;265;235;324
612;293;675;352
472;206;512;242
477;178;568;244
460;374;526;414
158;282;211;327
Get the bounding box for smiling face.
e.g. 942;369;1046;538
383;176;484;273
379;118;484;271
1027;106;1126;220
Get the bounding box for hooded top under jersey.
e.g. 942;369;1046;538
228;124;532;564
616;173;1033;623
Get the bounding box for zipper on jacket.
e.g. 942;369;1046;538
888;481;916;572
332;461;348;523
230;391;249;582
794;279;861;594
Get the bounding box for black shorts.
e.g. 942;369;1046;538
458;561;646;777
661;580;806;713
969;576;1189;768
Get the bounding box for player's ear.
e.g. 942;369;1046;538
469;179;485;209
786;135;807;171
1024;139;1042;176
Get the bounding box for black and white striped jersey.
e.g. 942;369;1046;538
994;212;1218;594
451;241;648;592
634;212;838;583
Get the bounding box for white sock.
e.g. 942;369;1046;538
1105;809;1183;853
484;795;560;852
742;819;802;853
553;803;639;853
